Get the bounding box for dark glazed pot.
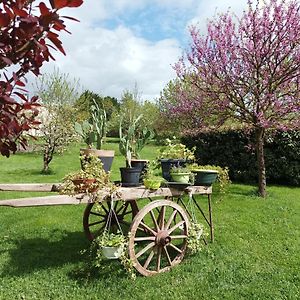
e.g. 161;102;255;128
131;159;149;182
120;167;141;187
192;169;219;186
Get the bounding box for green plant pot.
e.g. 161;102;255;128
102;246;122;259
143;178;161;190
192;169;219;186
170;172;191;184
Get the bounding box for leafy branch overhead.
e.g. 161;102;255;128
0;0;83;157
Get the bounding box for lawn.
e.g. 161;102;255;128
0;142;299;300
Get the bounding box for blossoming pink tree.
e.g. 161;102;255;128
162;0;300;197
0;0;83;157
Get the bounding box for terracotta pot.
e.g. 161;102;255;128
72;178;97;193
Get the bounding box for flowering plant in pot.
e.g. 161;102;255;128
60;154;114;195
157;137;195;181
187;221;207;254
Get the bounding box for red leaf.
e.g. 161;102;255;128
39;2;50;16
0;13;10;27
52;0;83;9
12;6;28;17
1;56;13;65
61;15;80;22
47;32;66;55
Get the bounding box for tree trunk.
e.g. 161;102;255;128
255;127;267;197
43;147;53;173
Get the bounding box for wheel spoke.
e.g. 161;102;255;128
156;247;162;272
164;246;172;266
165;209;177;230
139;221;157;236
143;250;154;269
122;209;134;217
136;242;155;258
169;235;187;239
134;236;156;242
157;206;166;229
168;220;185;234
88;219;105;227
90;211;105;217
101;204;109;214
168;243;182;253
150;210;159;231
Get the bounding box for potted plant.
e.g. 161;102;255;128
95;231;126;259
189;164;231;192
187;221;206;254
142;160;165;190
60;154;114;195
75;98;114;173
158;137;196;181
119;114;145;186
169;165;192;184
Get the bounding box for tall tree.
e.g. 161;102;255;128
0;0;83;157
162;0;300;197
35;70;80;173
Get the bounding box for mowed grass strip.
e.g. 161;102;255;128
0;142;299;299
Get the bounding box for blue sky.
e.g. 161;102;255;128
38;0;248;100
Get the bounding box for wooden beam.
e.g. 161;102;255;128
0;183;61;192
0;194;88;207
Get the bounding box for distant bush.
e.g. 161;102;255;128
182;130;300;186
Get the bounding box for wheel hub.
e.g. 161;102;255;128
155;230;171;246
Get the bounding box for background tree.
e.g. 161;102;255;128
35;70;80;173
162;0;300;197
0;0;83;157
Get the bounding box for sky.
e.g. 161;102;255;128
36;0;250;101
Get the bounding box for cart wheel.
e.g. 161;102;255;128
129;200;189;276
83;200;139;241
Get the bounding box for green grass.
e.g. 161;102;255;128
0;143;299;299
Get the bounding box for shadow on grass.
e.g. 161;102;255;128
1;230;87;277
229;184;260;197
1;229;130;282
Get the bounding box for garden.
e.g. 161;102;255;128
0;0;300;299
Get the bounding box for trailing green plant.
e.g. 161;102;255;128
158;137;195;160
187;221;207;254
60;154;115;195
85;231;136;279
188;164;231;194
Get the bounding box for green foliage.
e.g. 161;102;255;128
182;130;300;186
170;166;191;174
187;222;207;254
119;114;153;167
74;120;95;148
158;137;195;160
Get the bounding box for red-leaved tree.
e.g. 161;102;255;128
161;0;300;197
0;0;83;157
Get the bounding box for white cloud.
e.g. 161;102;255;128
29;0;252;100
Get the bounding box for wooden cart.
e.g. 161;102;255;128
0;184;214;276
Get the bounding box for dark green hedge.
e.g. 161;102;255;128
182;130;300;186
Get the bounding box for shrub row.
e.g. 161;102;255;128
182;130;300;186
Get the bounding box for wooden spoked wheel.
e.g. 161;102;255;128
83;200;139;241
129;200;189;276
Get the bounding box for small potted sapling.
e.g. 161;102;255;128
143;160;165;190
75;98;114;173
119;115;142;186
